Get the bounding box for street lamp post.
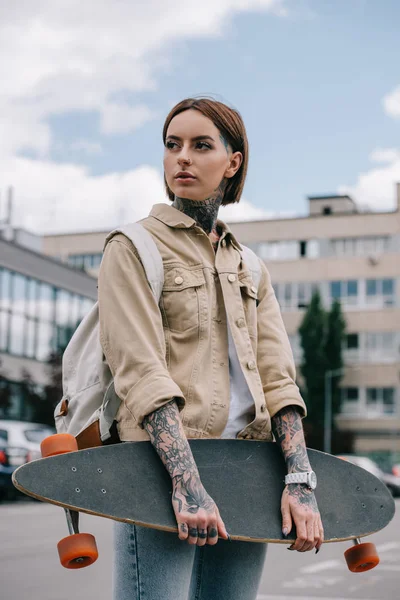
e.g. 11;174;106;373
324;368;345;454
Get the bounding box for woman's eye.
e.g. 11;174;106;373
196;142;212;150
166;141;178;149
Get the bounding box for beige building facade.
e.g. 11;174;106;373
43;184;400;455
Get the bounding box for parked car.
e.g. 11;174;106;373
337;454;400;497
0;420;55;463
392;464;400;477
0;441;29;501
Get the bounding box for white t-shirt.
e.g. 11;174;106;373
221;325;255;438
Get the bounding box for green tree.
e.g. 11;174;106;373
298;292;347;451
298;292;328;437
325;299;346;417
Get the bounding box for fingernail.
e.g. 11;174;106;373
315;548;320;554
227;534;232;542
282;528;288;537
287;545;295;551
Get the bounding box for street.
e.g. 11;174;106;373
0;499;399;600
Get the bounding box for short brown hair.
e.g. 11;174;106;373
162;97;249;206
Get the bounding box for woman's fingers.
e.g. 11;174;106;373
178;522;189;541
188;526;198;545
216;507;229;540
207;524;219;546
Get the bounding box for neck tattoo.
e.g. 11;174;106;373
172;181;226;235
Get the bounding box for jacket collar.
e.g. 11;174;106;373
150;203;242;250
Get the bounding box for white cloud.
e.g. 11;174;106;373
1;0;286;157
338;148;400;212
100;103;157;135
2;157;166;234
0;0;286;232
70;140;103;155
383;85;400;119
222;199;277;222
369;148;400;164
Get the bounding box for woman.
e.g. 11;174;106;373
98;97;324;600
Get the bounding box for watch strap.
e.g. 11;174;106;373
285;472;309;485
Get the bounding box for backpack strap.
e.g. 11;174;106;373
105;222;164;301
100;222;164;442
240;245;262;291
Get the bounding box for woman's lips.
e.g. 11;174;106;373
176;176;196;183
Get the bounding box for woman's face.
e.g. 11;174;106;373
163;109;242;201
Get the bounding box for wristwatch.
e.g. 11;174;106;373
285;471;317;490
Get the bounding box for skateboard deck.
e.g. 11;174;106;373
13;439;395;544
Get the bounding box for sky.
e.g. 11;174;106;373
0;0;399;234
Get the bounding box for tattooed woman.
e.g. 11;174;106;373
98;97;324;600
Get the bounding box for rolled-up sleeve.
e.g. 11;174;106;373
256;261;307;419
98;236;185;426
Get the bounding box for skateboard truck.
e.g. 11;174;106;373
344;537;380;573
65;509;80;536
40;434;99;569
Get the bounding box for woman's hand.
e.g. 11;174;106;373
143;400;228;546
172;472;228;546
281;484;324;552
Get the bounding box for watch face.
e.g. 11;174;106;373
309;472;317;489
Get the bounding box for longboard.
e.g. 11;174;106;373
13;439;395;571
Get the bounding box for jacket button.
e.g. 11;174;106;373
247;360;256;370
228;274;236;283
174;276;184;285
260;403;267;412
236;318;245;328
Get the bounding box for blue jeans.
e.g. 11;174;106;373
113;522;267;600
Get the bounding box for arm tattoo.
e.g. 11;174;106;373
143;400;215;515
271;406;310;474
172;181;226;234
143;400;198;481
272;406;318;512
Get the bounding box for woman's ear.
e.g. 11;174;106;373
224;151;243;179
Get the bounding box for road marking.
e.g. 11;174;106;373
257;596;379;600
300;559;341;574
376;541;400;552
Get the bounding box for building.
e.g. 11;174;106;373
0;231;97;421
42;185;400;455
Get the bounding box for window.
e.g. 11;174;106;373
344;387;359;401
0;269;12;310
366;279;377;296
67;253;103;270
340;388;360;415
366;388;396;415
330;281;341;299
0;267;94;361
346;334;359;349
323;207;332;215
330;280;359;305
366;279;396;307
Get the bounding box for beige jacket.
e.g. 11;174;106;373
98;204;306;442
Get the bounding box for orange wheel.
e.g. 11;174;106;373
41;434;78;458
344;542;380;573
57;533;98;569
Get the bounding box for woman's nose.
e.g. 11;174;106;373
178;154;192;166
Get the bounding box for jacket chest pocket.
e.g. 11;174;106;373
161;267;206;332
239;275;258;338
